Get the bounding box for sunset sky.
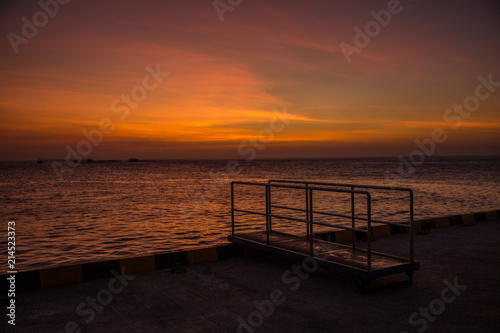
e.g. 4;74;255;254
1;0;499;161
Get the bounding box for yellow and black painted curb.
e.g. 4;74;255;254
1;244;250;292
2;209;498;292
315;209;499;242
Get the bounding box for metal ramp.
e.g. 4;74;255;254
228;180;419;292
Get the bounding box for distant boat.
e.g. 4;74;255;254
129;158;139;162
37;159;43;164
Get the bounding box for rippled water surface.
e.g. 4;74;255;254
1;156;499;270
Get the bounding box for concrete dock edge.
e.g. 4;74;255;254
2;209;498;292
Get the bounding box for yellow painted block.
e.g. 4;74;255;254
187;247;218;264
462;214;475;225
335;230;353;243
435;217;450;228
372;225;391;237
40;265;82;288
485;211;498;221
120;255;156;274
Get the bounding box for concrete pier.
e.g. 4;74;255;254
2;219;499;332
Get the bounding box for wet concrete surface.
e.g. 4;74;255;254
4;220;499;332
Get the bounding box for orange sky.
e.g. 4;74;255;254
0;0;499;160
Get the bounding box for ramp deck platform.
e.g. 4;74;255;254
228;230;419;282
228;180;420;291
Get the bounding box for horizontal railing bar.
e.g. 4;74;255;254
271;206;357;222
268;207;410;229
313;210;355;220
311;223;368;233
270;206;377;225
234;195;407;228
232;181;371;196
270;205;307;213
268;213;368;233
233;208;369;233
233;209;268;217
268;179;412;193
267;213;309;224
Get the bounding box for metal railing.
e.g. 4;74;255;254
231;180;415;271
267;180;414;263
231;181;374;270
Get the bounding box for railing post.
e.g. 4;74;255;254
231;182;235;235
410;190;414;263
309;188;314;256
266;184;270;245
269;183;273;232
367;193;371;271
351;186;355;250
306;183;309;240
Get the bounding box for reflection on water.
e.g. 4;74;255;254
0;156;498;270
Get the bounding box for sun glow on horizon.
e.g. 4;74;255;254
0;0;499;161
